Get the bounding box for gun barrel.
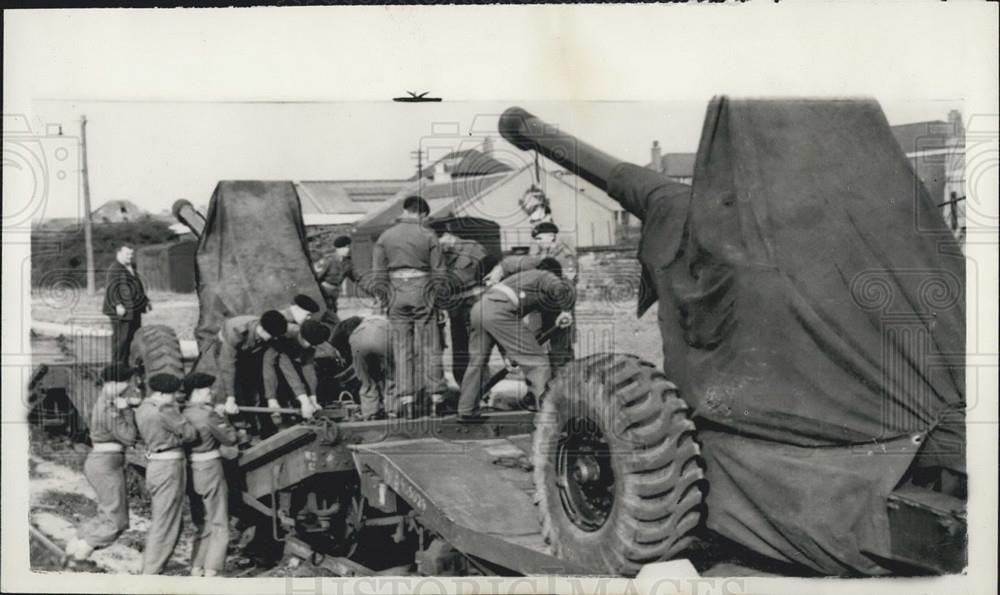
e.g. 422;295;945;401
172;199;206;239
498;107;625;193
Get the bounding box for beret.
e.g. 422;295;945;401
182;372;216;393
293;294;320;313
300;319;332;346
147;373;182;393
531;221;559;237
260;310;289;337
101;364;134;383
333;235;352;248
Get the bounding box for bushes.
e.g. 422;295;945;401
31;218;174;289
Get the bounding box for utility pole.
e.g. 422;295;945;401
80;115;96;295
410;146;427;193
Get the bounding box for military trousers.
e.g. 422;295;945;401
386;276;445;410
350;319;392;417
447;296;476;385
142;458;187;574
458;296;551;416
189;459;229;573
78;451;129;549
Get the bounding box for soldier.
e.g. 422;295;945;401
279;294;321;336
316;235;357;322
439;228;492;387
528;221;577;368
528;222;576;280
64;365;141;567
135;373;198;575
215;310;288;415
181;372;238;578
372;195;447;418
457;258;575;420
347;314;392;420
261;319;331;420
102;244;151;366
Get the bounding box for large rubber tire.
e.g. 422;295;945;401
532;353;704;576
129;324;184;394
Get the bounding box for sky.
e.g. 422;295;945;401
17;96;963;221
4;6;986;223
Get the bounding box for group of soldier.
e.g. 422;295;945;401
64;365;237;576
69;193;578;574
325;194;578;421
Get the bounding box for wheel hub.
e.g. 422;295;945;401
556;417;615;532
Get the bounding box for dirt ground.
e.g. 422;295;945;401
31;291;667;364
31;290;201;341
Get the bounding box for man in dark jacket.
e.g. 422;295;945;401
102;245;151;365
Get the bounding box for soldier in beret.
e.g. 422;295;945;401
527;221;577;369
215;310;288;416
135;373;198;574
181;372;237;577
316;235;357;322
279;294;321;338
262;319;331;421
64;365;140;567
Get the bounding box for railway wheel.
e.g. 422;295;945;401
129;325;185;394
531;353;705;576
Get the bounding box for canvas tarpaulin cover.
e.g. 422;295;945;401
607;98;965;574
192;181;325;354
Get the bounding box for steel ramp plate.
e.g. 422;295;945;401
353;438;539;537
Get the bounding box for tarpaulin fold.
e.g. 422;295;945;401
607;97;965;574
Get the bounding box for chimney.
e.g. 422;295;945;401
650;141;663;173
947;109;965;138
482;136;494;156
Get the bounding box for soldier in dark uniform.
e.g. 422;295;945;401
102;244;151;366
214;311;288;415
316;235;357;323
457;258;575;420
64;365;141;567
372;195;447;418
181;372;238;577
261;319;331;420
135;373;198;574
439;228;492;387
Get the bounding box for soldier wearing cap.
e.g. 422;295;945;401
372;195;447;418
458;258;575;420
214;310;288;415
135;372;198;574
262;319;331;420
439;227;493;387
181;372;237;577
316;236;357;322
64;365;141;566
